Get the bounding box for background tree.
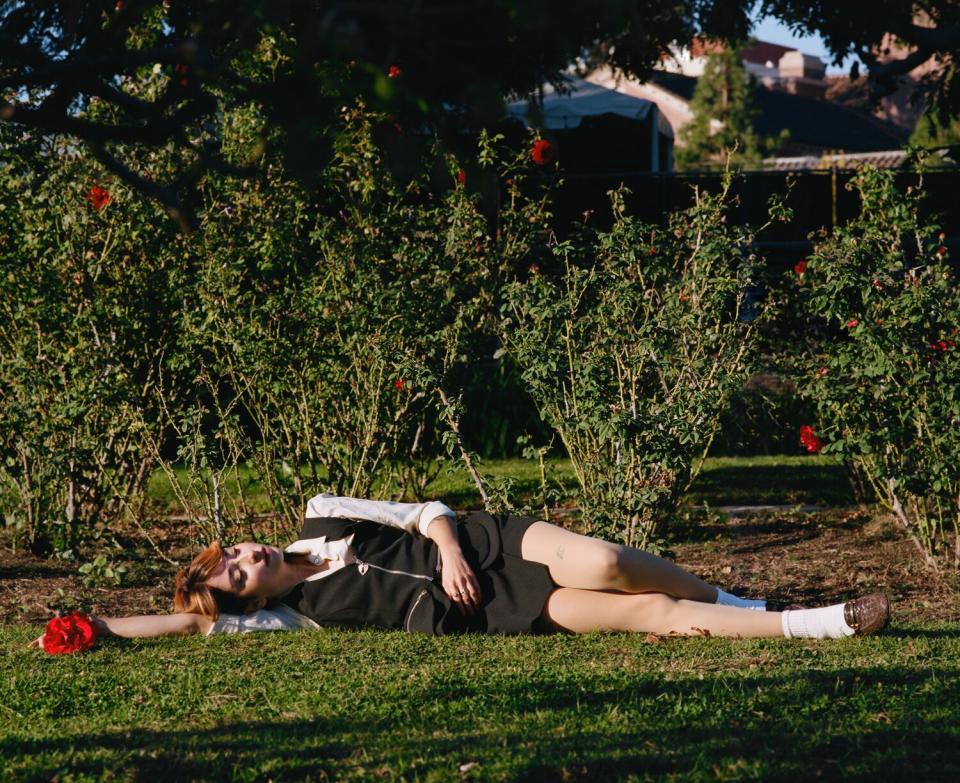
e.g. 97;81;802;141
910;110;960;164
759;0;960;120
0;1;752;229
676;47;785;170
3;1;956;224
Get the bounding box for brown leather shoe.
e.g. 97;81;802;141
843;593;891;636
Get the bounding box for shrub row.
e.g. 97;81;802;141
2;105;957;565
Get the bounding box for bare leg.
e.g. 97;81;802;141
521;521;718;602
542;588;784;638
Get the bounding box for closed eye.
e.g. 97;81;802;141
226;548;244;589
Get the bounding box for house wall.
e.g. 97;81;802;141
585;67;693;146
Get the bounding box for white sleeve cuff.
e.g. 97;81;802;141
417;501;457;536
304;493;457;537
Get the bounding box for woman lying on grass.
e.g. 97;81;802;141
31;494;890;648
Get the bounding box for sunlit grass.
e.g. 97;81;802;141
3;622;957;780
145;454;853;518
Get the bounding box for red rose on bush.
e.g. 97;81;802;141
387;65;402;79
793;259;807;277
456;168;467;186
845;318;859;329
799;425;824;454
394;378;406;391
85;185;111;210
42;612;99;655
530;139;556;166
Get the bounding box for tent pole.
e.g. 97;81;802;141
650;104;660;173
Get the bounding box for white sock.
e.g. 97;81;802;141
715;589;766;611
781;604;855;639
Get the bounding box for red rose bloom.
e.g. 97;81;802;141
42;612;99;655
85;185;111;210
394;378;406;391
799;425;824;455
456;168;467;186
530;139;556;166
815;367;829;378
387;65;402;79
937;246;948;258
793;259;808;277
846;319;859;329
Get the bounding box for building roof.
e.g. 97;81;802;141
763;150;908;170
506;77;663;131
646;71;909;152
741;41;795;67
753;88;909;151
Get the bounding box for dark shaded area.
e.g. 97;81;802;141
4;667;959;780
690;462;854;507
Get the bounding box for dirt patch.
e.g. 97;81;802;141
2;507;958;628
673;507;960;623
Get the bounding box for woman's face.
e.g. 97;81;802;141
205;542;287;601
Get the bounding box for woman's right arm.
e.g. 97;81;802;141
29;612;211;648
95;612;213;638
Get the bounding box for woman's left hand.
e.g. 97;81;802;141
440;548;482;616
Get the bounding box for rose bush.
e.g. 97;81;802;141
0;125;189;555
501;177;786;547
792;168;960;567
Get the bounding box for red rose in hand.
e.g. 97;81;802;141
793;259;808;277
42;611;99;655
85;185;111;211
799;425;825;454
530;139;556;166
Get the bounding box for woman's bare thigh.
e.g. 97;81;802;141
519;520;623;589
519;520;717;602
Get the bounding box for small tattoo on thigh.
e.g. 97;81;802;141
556;545;565;560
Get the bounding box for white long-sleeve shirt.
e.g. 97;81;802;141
206;494;456;636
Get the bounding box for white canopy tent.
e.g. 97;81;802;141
506;77;673;172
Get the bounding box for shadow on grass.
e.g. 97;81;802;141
691;462;853;507
6;667;959;780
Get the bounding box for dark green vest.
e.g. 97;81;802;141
281;513;552;635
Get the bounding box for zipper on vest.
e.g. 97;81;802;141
354;557;434;582
404;588;429;632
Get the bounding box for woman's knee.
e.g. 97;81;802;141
584;542;625;585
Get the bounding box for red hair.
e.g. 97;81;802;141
174;541;251;619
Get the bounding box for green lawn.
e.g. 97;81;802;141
3;624;958;781
146;454;854;516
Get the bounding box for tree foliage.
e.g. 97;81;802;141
0;1;752;228
758;0;960;121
